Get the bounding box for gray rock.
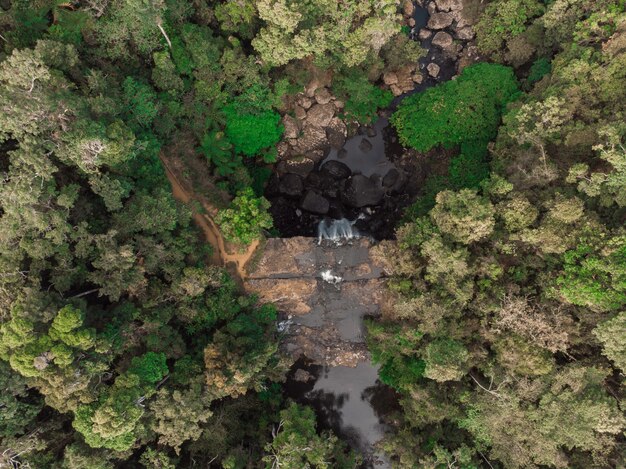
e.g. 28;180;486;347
432;31;454;49
322;160;351;179
314;87;333;105
301;190;330;215
307;103;335;128
418;28;432;40
427;12;454;29
295;105;307;120
292;123;328;154
342;175;384;208
455;26;475;40
281;158;315;178
427;62;441;77
382;168;400;188
435;0;463;11
282;115;300;139
366;127;377;138
326;117;347;149
279;173;304;197
359;138;373;153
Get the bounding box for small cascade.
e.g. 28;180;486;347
317;217;361;243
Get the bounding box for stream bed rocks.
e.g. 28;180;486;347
245;237;388;367
267;0;480;240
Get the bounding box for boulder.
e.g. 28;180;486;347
383;71;399;85
307;103;335;127
280;157;315;178
412;72;424;84
314;87;333;105
326;117;347;149
408;18;416;27
359;138;373;153
436;0;463;11
427;12;454;29
366;127;377;138
292;123;328;154
279;173;304;197
334;99;345;110
418;28;432;40
432;31;454;49
455;26;475;40
321;160;351;179
382;168;400;188
282;115;300;139
297;95;313;109
305;78;321;98
403;0;415;16
294;105;307;120
301;190;330;214
342;175;384;207
427;62;441;77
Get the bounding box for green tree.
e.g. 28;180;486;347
215;188;273;245
263;403;358;469
431;189;496;244
391;63;519;152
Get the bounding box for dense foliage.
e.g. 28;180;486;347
371;1;626;467
0;0;413;465
1;0;624;467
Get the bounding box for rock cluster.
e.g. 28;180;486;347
403;0;480;82
277;82;347;175
268;155;405;219
244;237;388;367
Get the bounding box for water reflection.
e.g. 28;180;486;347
285;359;400;467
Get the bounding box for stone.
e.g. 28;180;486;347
282;115;300;139
382;168;400;188
408;18;416;27
436;0;463;11
282;158;315;178
359;138;373;153
455;26;475;40
383;71;399;85
427;12;454;29
334;100;345;110
279;173;304;197
321;160;351;179
427;62;441;77
326;117;347;149
301;190;330;214
294;105;307;120
292;123;328;154
412;72;424;84
297;95;313;109
306;103;335;128
427;1;437;15
342;175;384;208
314;87;333;105
366;127;377;138
403;0;414;16
432;31;454;49
305;78;321;98
294;369;313;382
246;278;317;315
418;28;432;40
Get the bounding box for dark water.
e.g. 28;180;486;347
285;359;400;467
413;4;430;31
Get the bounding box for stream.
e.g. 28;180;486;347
269;1;470;465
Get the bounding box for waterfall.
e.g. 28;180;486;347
317;217;361;243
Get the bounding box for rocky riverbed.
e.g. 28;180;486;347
266;0;481;240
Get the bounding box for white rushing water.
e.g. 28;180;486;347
317;217;361;243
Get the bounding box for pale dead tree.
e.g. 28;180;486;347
84;0;110;18
494;294;570;353
156;20;172;49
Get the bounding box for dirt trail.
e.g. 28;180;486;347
160;155;259;280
